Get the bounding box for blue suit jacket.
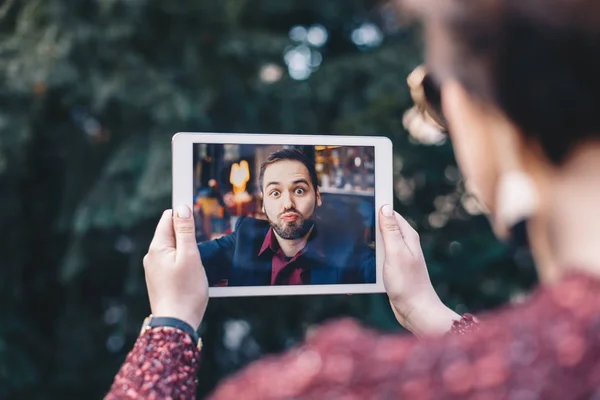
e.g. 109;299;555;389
198;217;375;286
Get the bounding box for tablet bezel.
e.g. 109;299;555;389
172;132;392;297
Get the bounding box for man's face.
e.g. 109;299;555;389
262;159;322;240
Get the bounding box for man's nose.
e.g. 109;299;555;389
282;191;295;209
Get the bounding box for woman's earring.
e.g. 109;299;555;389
495;171;539;237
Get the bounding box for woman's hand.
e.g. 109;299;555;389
143;205;209;329
379;205;460;337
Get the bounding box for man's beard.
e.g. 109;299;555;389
267;208;315;240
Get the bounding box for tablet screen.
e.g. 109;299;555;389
192;143;376;287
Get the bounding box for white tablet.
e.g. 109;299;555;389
172;132;392;297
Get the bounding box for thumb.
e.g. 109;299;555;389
379;204;406;256
173;204;198;250
148;210;176;250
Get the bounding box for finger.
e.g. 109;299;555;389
148;210;175;251
407;65;426;89
379;204;412;258
173;204;199;255
393;212;420;255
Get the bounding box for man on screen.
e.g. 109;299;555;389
198;148;375;286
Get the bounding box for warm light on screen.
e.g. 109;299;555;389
230;160;250;194
229;159;251;215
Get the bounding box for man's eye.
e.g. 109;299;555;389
270;190;281;197
295;188;305;195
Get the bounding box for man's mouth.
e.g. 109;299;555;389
281;213;300;222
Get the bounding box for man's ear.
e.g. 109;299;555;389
316;189;322;207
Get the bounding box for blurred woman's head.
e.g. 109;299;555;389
405;0;600;281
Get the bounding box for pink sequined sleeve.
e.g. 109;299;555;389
104;327;199;400
448;313;479;335
207;273;600;399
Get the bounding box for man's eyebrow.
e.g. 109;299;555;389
266;179;309;188
293;179;309;186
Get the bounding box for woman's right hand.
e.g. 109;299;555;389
379;204;460;337
142;205;209;330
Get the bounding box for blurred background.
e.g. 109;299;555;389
0;0;537;398
193;144;375;248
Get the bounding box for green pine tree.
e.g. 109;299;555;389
0;1;536;398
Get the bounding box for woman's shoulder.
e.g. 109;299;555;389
482;271;600;334
208;272;600;399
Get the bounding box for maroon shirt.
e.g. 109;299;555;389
106;271;600;399
259;227;309;285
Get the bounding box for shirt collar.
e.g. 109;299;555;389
259;226;279;256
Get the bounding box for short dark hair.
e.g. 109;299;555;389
258;148;319;192
412;0;600;164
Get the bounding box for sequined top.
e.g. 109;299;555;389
105;272;600;399
105;327;199;399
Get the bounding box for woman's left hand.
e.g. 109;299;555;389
143;205;209;330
